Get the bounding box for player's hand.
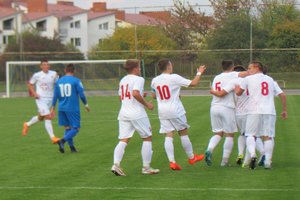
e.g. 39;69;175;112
50;107;55;118
33;93;40;99
197;65;206;74
146;102;154;111
281;111;288;120
85;106;90;112
143;92;148;97
210;88;215;95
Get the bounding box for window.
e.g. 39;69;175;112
75;20;80;28
36;20;47;31
3;18;14;30
71;38;81;47
70;22;74;28
99;22;109;30
3;35;13;44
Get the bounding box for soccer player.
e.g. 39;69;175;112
236;61;287;169
22;59;60;144
111;59;159;176
151;59;206;170
51;64;90;153
205;60;248;167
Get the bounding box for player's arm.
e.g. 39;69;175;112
132;90;153;110
27;82;39;99
189;65;206;87
50;83;59;115
238;71;249;78
278;92;287;120
210;89;228;97
77;81;90;112
235;85;245;96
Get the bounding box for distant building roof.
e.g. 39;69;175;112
88;11;114;21
0;6;19;19
123;13;165;26
47;3;87;20
23;12;53;23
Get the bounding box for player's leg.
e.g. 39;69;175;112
236;115;246;165
111;120;133;176
63;127;77;152
245;114;262;169
261;115;276;169
160;119;181;170
22;99;42;135
256;137;265;166
134;118;159;175
205;106;223;166
57;111;68;153
222;134;234;166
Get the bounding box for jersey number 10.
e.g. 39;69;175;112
157;85;171;100
59;83;72;97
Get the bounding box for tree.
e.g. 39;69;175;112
164;0;213;50
88;26;177;77
0;31;84;81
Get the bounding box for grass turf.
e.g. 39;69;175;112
0;96;299;200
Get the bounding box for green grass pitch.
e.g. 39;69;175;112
0;95;299;200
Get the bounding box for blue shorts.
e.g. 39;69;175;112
58;111;81;128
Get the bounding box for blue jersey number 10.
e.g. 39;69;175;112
59;83;72;97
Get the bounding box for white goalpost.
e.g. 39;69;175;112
5;60;127;98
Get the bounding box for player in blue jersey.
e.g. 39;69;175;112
51;64;90;153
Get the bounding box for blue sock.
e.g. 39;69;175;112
64;129;73;146
64;128;79;143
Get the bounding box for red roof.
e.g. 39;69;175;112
88;11;114;21
23;12;53;23
47;3;87;20
0;6;19;19
124;13;165;26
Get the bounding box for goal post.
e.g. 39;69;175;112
5;59;140;98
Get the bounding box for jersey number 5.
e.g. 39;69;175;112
261;82;269;96
59;83;72;97
157;85;171;100
121;84;131;100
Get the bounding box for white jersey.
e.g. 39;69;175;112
29;70;58;99
240;73;283;115
151;74;191;119
223;78;249;115
118;74;148;120
211;71;239;108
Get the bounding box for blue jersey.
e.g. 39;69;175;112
52;75;87;112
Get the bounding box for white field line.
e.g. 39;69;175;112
0;186;299;192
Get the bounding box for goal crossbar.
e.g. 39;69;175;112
6;60;127;98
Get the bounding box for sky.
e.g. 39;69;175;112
48;0;212;13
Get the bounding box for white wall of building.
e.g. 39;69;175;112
23;16;59;39
88;14;115;50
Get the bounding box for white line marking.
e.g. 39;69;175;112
0;186;298;192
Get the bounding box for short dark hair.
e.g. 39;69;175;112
222;60;234;71
250;61;264;72
40;58;48;64
234;65;246;72
124;59;140;72
157;59;171;72
65;64;75;73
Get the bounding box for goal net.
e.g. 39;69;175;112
5;60;133;98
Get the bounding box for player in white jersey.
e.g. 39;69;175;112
111;59;159;176
151;59;206;170
236;61;287;169
205;60;248;167
22;59;60;144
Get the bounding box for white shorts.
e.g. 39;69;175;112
236;115;247;135
210;105;237;133
159;115;190;134
118;117;152;139
35;98;52;116
245;114;276;138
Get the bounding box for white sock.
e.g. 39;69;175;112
113;141;127;166
264;139;274;165
142;141;152;168
237;135;246;156
243;149;251;165
246;136;256;158
45;120;55;138
256;137;265;155
180;135;194;159
164;137;175;163
207;135;222;153
223;137;234;160
26;116;39;126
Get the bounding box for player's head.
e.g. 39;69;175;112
40;58;50;72
221;60;234;71
64;64;75;74
124;59;140;75
158;59;173;73
234;65;246;72
248;61;264;75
